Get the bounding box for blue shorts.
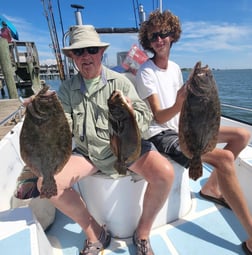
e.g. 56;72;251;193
139;139;157;155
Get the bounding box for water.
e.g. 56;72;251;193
46;70;252;124
1;69;252;124
182;69;252;124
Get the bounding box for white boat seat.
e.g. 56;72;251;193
77;158;192;238
0;122;24;211
235;145;252;213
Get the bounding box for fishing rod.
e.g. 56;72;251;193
41;0;65;81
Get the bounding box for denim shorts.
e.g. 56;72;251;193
139;139;157;155
149;129;190;168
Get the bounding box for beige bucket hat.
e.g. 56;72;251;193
62;25;110;57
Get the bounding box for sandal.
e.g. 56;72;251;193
242;242;252;255
199;191;231;210
133;231;154;255
80;226;111;255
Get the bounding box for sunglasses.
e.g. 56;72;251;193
149;31;173;42
72;47;99;56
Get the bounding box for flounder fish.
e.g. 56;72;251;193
20;85;72;198
179;61;221;180
108;90;141;175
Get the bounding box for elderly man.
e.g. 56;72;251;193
34;25;174;255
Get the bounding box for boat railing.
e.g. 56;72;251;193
0;105;24;126
221;103;252;126
221;103;252;113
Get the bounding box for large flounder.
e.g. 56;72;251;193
20;85;72;198
108;90;141;175
179;62;221;180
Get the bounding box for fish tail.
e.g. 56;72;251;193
114;161;127;175
188;155;203;181
39;177;57;199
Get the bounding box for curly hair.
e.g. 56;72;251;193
138;10;182;54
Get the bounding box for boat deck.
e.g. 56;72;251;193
0;99;24;140
46;165;248;255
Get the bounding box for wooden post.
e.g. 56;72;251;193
0;38;18;98
27;61;41;93
26;42;41;93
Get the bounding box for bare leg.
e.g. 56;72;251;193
129;151;174;239
37;155;102;242
202;148;252;251
201;126;250;198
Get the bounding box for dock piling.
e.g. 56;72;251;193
0;38;18;98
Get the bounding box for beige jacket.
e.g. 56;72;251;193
58;66;152;175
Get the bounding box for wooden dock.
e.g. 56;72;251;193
0;99;24;140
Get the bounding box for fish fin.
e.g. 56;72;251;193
27;101;48;120
114;161;127;175
39;176;57;199
126;141;141;163
110;133;119;157
189;155;203;181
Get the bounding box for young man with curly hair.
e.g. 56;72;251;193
135;10;252;254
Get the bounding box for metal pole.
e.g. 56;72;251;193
160;0;163;12
61;4;85;79
70;4;84;25
57;0;65;45
139;4;146;24
63;31;70;79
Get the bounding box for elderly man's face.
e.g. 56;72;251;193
70;47;105;79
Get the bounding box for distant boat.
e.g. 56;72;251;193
0;15;19;40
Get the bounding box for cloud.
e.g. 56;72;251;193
101;34;139;66
179;21;252;52
3;13;252;69
3;14;56;65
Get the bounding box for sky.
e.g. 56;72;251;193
1;0;252;69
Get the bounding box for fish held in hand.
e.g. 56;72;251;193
108;90;141;175
179;62;221;180
20;85;72;198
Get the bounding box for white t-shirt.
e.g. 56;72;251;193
135;59;183;138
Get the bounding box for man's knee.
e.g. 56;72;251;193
132;151;174;186
37;177;42;192
203;148;234;169
151;157;175;187
221;149;235;162
238;128;251;146
214;150;235;171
